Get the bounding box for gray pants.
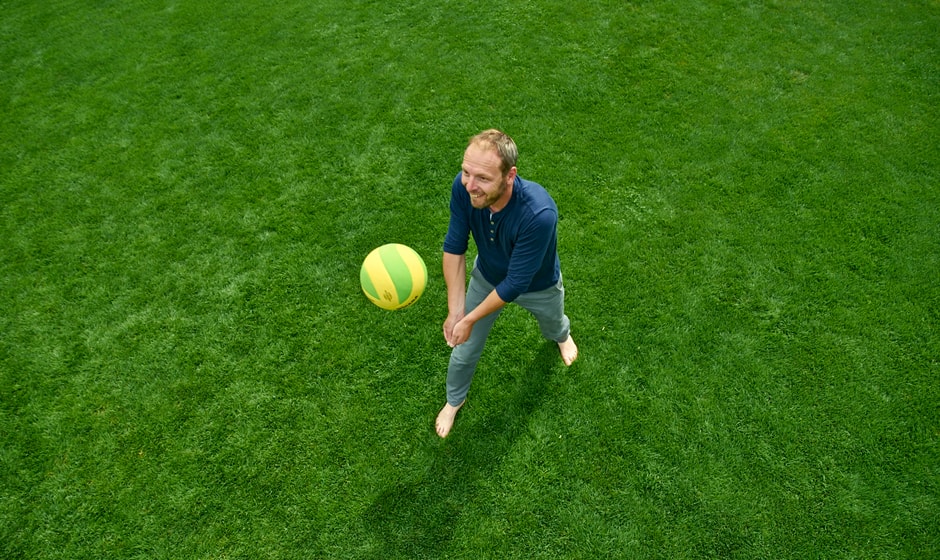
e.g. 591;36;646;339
446;265;571;406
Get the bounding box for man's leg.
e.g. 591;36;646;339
437;267;503;437
516;276;578;366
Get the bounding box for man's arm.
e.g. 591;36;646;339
442;251;467;345
448;289;506;348
443;251;508;348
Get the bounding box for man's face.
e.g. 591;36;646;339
461;143;515;210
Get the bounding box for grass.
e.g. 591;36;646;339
1;0;938;558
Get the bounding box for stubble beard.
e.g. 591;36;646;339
470;179;506;210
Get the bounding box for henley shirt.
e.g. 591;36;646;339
442;173;561;303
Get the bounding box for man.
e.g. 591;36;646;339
437;129;578;438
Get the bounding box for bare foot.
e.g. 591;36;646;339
435;401;464;438
558;334;578;366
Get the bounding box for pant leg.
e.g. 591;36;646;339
515;275;570;343
445;266;503;406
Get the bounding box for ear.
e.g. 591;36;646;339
505;166;517;184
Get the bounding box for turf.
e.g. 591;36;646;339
1;0;937;558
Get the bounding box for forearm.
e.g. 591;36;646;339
442;252;467;314
446;284;507;348
463;289;507;325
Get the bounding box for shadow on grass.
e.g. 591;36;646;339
362;342;560;558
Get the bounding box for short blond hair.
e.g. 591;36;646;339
469;129;518;176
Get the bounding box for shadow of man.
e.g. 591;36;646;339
362;342;562;558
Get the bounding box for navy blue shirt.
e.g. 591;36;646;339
443;173;561;303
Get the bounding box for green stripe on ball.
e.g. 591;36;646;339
360;264;379;300
379;244;413;305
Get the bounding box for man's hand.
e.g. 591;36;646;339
443;311;465;347
447;317;474;348
445;289;507;348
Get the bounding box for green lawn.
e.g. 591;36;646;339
1;0;937;558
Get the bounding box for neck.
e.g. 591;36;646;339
488;180;514;213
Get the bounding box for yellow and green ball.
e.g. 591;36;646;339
360;244;427;310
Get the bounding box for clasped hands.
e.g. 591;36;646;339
443;311;473;348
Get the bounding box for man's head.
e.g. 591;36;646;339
468;129;518;176
461;129;518;211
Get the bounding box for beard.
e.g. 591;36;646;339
468;178;508;209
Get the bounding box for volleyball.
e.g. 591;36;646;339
360;244;427;310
